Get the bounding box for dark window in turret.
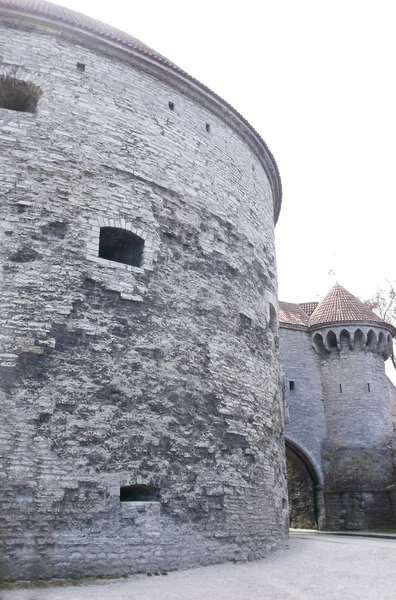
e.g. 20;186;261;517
289;381;295;391
120;485;160;502
367;383;371;392
99;227;144;267
339;384;343;393
327;331;338;349
0;76;41;113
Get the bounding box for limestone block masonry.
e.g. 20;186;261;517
0;2;287;581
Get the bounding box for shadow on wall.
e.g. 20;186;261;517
285;440;321;529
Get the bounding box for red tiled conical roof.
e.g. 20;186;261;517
309;283;393;332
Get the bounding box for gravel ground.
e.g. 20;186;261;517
2;534;396;600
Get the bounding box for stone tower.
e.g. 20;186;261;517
310;284;395;528
0;0;286;581
280;284;396;531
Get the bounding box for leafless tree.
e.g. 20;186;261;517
365;281;396;326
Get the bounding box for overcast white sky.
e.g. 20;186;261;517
53;0;396;304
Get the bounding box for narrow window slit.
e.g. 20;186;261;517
289;381;295;391
168;101;175;111
367;383;371;392
206;123;210;133
339;384;343;393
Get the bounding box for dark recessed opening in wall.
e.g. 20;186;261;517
269;303;278;334
99;227;144;267
120;485;160;502
76;62;86;72
206;123;211;133
168;101;175;111
339;384;343;393
289;381;295;391
368;383;371;392
327;330;338;349
0;76;41;113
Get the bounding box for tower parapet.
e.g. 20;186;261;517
311;324;393;359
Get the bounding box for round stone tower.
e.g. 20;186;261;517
310;284;396;529
0;0;286;581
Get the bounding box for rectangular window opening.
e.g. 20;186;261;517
99;227;144;267
289;380;295;391
367;383;371;392
77;62;86;72
339;383;343;393
0;76;41;114
120;485;160;502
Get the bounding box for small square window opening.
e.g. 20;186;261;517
0;76;41;113
99;227;144;268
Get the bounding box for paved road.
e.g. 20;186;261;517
2;533;396;600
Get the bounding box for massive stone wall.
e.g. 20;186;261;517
0;18;287;580
280;326;325;528
281;327;324;477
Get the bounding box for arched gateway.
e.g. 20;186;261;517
285;439;325;529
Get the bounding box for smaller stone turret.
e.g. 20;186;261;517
280;284;396;531
310;284;395;528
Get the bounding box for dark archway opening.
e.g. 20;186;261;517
286;440;319;529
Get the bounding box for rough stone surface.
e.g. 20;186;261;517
0;15;287;582
281;327;325;480
286;455;316;529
